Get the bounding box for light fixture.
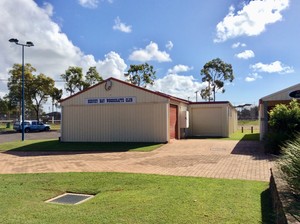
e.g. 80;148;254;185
8;38;34;141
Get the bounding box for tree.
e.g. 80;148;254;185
30;74;55;121
0;97;9;118
7;63;57;121
200;58;234;101
50;87;63;112
124;63;156;88
61;66;102;95
7;64;36;116
85;66;103;88
61;66;84;95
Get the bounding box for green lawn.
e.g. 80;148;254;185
227;130;260;141
0;139;163;152
238;119;259;126
188;130;260;141
0;172;274;224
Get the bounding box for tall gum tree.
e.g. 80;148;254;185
30;74;55;121
7;63;56;121
124;63;156;88
200;58;234;102
7;63;35;117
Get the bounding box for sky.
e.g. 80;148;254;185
1;0;299;111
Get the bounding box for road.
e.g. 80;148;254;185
0;130;60;143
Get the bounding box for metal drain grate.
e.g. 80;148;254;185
46;193;94;205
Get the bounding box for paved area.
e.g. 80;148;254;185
0;139;274;181
0;139;273;181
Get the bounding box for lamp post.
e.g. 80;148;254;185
195;91;199;102
9;38;34;141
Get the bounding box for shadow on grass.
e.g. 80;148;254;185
261;188;275;224
241;133;260;141
2;140;164;157
186;132;260;141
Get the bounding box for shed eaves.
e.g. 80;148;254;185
259;83;300;103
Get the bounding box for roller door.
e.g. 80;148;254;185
170;105;178;139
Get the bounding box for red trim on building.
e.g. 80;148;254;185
59;77;190;104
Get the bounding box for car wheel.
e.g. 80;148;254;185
25;128;30;133
45;127;50;131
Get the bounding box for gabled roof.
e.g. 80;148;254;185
260;83;300;103
59;77;190;104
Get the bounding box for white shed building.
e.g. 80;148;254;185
60;77;237;142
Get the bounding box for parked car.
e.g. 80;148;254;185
13;120;50;133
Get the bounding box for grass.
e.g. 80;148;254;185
188;130;260;141
0;172;274;224
238;119;259;126
0;139;163;152
0;122;13;132
227;130;260;141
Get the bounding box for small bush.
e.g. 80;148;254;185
279;135;300;194
266;99;300;154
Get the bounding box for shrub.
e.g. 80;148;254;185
266;99;300;154
279;135;300;194
269;99;300;133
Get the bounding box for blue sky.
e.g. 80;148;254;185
1;0;299;109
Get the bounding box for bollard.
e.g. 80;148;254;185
251;126;253;133
241;126;243;133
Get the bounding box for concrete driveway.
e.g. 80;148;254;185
0;139;274;181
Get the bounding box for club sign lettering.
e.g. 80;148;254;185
86;97;136;105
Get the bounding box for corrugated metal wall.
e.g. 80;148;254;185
190;106;223;136
61;103;167;142
61;79;169;142
228;105;238;136
188;103;237;137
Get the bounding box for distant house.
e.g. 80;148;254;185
59;77;237;142
259;83;300;140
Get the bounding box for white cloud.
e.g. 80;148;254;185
150;74;206;101
129;41;172;62
165;41;174;50
214;0;289;42
78;0;99;9
112;17;132;33
251;61;294;74
168;64;193;74
245;73;262;82
232;42;246;48
0;0;127;98
42;2;54;16
235;50;255;59
96;52;127;79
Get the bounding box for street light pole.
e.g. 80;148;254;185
9;38;34;141
195;91;199;102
